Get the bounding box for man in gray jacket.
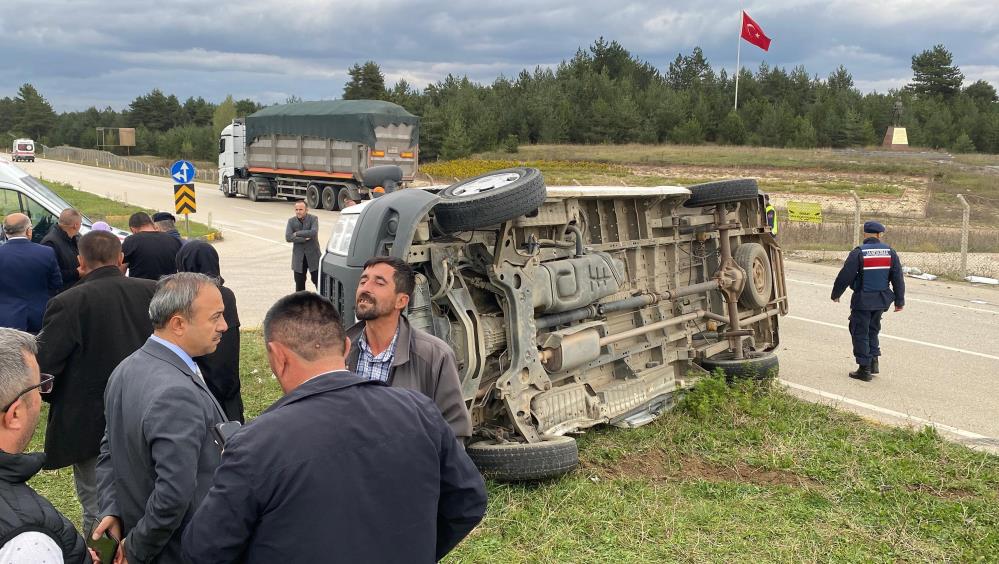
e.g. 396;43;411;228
345;256;472;442
285;201;320;291
92;272;229;563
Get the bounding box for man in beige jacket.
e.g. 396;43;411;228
345;256;472;442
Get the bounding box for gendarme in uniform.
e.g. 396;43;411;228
830;221;905;381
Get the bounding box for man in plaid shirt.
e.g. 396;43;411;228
346;257;472;442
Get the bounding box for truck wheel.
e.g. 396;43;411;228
734;243;773;308
466;435;578;481
306;184;322;209
700;351;779;382
247;179;261;202
222;177;236;198
683;179;760;208
434;168;546;232
321;186;337;210
337;187;353;210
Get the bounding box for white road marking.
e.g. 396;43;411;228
786;315;999;362
241;219;283;229
787;278;999;315
222;227;287;247
232;205;276;216
780;379;990;441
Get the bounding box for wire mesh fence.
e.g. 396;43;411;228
40;145;219;183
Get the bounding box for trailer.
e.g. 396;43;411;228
218;100;419;210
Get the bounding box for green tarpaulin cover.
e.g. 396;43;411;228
245;100;419;148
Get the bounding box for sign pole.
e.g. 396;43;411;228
185;214;191;238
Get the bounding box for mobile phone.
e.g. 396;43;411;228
87;522;119;563
213;421;242;447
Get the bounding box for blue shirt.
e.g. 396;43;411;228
149;334;200;375
354;327;399;383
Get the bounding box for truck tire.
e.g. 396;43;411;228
466;435;578;481
734;243;773;308
434;168;546;232
683;179;760;208
306;184;322;209
247;179;262;202
222;177;236;198
337;186;353;210
700;351;779;382
321;186;337;210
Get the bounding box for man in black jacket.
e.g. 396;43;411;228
37;230;157;532
40;208;82;292
183;292;487;564
0;328;90;563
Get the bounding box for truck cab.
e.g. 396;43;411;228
12;139;35;163
218;120;247;188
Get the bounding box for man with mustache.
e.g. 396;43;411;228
346;257;472;443
93;272;229;563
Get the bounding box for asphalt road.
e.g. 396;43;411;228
22;158;999;451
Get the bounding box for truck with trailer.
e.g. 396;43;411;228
218;100;419;210
320;168;788;480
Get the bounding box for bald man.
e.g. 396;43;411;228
41;208;83;292
0;213;62;332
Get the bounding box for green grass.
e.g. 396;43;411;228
29;332;999;561
40;179;219;239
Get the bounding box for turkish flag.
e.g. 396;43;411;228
741;11;771;51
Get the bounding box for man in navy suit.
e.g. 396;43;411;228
0;213;62;333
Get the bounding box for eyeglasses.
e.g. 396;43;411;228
2;373;54;412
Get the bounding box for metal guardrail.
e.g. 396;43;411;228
40;145;219;183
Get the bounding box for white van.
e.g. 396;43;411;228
11;139;35;163
0;160;127;243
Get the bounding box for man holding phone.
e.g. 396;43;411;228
183;292;487;563
93;273;229;563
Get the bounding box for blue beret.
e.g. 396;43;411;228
863;221;885;233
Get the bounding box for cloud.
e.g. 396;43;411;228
1;0;997;110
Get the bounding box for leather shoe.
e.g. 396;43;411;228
871;358;879;374
849;365;873;382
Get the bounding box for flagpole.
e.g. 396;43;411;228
734;10;742;111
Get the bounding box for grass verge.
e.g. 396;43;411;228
29;332;999;561
40;179;219;239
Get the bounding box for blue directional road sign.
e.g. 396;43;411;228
170;160;197;184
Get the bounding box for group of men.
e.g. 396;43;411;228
0;213;485;562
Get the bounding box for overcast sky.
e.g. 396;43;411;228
3;0;998;112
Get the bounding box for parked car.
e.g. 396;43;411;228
320;168;788;480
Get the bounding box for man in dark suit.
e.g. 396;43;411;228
285;201;320;291
93;272;229;564
37;230;157;531
183;292;487;564
0;213;62;332
40;208;83;292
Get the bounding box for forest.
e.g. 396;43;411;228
2;40;996;162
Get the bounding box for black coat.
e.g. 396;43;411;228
36;265;157;469
183;372;487;564
40;225;80;291
194;285;243;422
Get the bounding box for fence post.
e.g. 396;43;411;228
957;194;970;280
850;190;861;248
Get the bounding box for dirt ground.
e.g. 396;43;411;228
788;250;999;280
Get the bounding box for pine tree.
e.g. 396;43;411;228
343;61;387;100
911;45;964;98
14;84;56;140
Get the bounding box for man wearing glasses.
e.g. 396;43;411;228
0;328;90;563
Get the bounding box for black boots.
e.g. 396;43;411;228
871;358;879;374
849;365;873;382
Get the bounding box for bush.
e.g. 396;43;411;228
669;118;705;145
951;132;977;153
503;134;519;154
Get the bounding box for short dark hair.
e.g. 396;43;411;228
263;292;346;361
128;212;153;229
362;256;416;298
79;231;121;266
